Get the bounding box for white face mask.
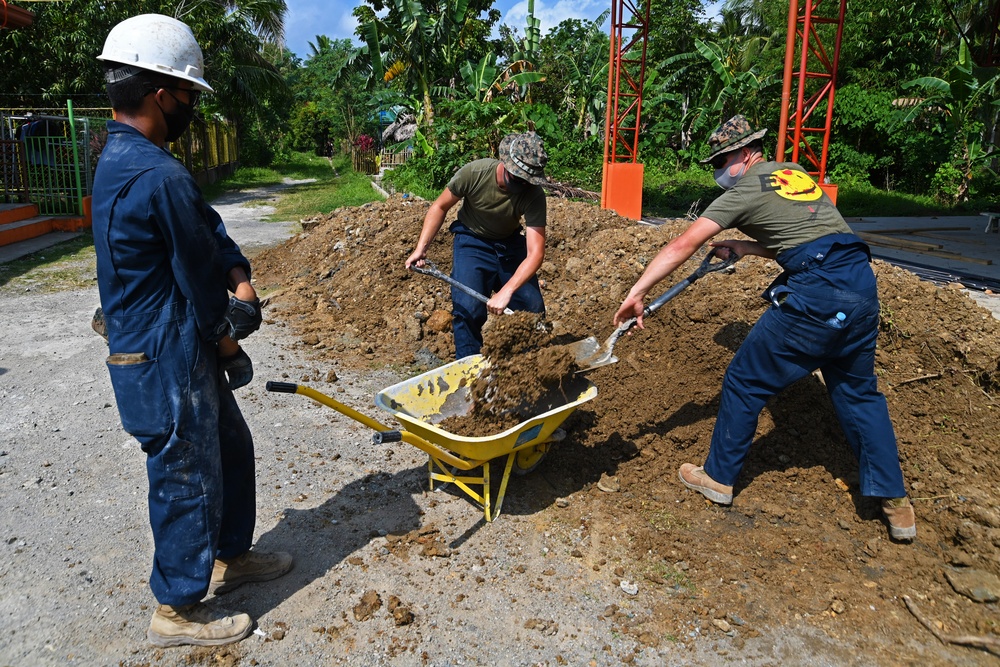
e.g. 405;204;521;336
713;156;748;190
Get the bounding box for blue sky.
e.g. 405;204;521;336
282;1;618;60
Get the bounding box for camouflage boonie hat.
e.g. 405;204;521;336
499;132;548;185
700;114;767;164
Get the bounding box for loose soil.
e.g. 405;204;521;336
253;194;1000;663
6;190;999;666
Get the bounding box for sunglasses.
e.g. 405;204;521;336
709;154;730;170
164;87;201;106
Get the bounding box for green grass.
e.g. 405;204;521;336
835;183;947;217
0;233;97;293
381;160;442;201
202;152;383;221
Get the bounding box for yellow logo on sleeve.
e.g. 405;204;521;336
769;168;823;201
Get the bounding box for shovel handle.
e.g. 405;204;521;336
645;247;737;316
411;262;515;315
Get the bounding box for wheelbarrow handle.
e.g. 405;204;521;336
410;262;515;315
645;247;737;316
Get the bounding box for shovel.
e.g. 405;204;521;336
409;260;515;315
410;259;598;361
574;247;738;372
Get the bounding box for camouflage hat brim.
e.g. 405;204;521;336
500;133;547;185
700;127;767;164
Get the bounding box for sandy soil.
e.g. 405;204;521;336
1;190;998;666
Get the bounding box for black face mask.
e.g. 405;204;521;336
159;89;197;142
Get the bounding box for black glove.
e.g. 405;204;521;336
224;296;263;341
219;347;253;390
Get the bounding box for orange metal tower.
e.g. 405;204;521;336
601;0;650;220
776;0;848;204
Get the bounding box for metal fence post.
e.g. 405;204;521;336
66;100;85;215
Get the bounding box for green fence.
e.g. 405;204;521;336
1;102;239;215
0;102;106;215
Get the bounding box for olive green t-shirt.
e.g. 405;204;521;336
447;158;546;240
701;161;852;254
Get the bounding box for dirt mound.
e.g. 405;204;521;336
254;195;1000;654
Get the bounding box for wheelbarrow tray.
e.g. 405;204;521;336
375;354;597;462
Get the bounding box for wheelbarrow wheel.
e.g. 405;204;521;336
512;428;565;476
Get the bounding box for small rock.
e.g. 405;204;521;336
555;497;570;508
830;600;846;614
597;473;620;493
944;568;1000;603
620;580;638;595
353;589;382;621
950;552;974;568
838;519;852;530
712;618;731;632
424;309;452;333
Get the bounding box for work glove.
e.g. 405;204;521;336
224;296;263;341
91;306;109;344
219;347;253;390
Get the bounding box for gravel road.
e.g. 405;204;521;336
0;183;992;666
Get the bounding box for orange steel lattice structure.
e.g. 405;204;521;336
776;0;847;202
601;0;650;220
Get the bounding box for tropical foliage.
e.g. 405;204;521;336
1;0;998;211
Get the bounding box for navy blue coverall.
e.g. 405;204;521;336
93;121;256;606
703;234;907;499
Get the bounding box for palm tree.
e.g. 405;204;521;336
899;39;1000;202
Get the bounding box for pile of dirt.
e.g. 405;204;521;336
254;195;1000;652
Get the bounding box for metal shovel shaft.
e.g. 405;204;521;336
410;262;514;315
575;248;738;372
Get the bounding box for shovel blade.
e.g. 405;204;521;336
573;319;635;372
563;336;600;363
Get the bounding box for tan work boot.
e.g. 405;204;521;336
147;602;252;647
882;497;917;541
679;463;733;505
210;549;294;595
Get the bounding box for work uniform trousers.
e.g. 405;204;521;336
703;245;907;499
449;222;545;359
107;310;255;606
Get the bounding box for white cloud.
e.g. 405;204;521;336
502;0;606;36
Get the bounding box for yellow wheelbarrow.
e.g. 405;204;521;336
266;354;597;522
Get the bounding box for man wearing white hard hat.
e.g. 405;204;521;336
92;14;292;647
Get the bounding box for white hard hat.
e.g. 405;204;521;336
98;14;213;93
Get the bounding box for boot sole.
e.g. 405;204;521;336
678;469;733;505
147;623;253;647
888;525;917;541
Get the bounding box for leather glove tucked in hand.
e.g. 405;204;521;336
224;296;263;341
219;347;253;390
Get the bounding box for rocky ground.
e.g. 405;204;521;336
1;189;998;666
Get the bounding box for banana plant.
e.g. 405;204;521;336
899;39;1000;201
458;53;543;103
343;0;475;127
553;9;610;137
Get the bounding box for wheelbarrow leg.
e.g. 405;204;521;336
492;453;517;521
483;460;491;521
